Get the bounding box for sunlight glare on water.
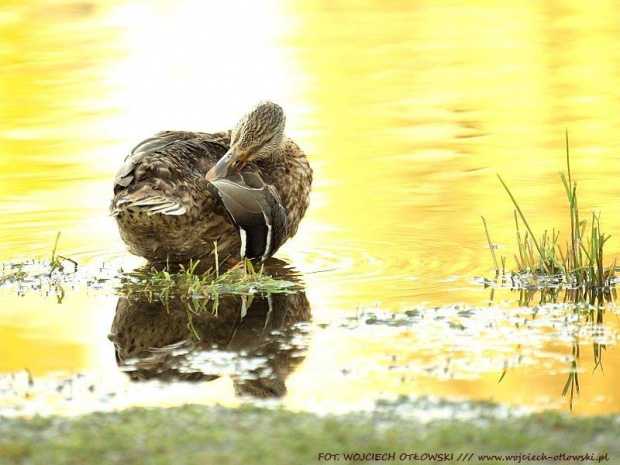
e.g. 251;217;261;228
1;0;620;416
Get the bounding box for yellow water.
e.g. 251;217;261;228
1;0;620;416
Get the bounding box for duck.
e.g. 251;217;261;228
110;101;312;265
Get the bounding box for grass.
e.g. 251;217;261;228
49;232;77;275
120;258;299;302
483;133;617;291
0;403;618;464
0;233;78;302
0;232;76;281
0;262;27;286
0;236;298;303
480;136;617;409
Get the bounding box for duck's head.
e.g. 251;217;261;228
206;101;285;181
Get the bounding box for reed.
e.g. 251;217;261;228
485;134;616;289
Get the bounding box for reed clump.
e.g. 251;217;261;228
484;133;616;290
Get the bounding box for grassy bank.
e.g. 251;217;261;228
1;404;618;464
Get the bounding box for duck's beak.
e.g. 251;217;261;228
205;148;245;181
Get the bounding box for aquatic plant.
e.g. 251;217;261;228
0;232;77;302
480;135;616;409
1;236;297;302
484;133;616;290
50;232;73;274
120;258;299;302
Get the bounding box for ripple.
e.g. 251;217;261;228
283;232;489;306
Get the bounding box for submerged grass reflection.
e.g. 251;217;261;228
348;300;618;412
480;279;613;411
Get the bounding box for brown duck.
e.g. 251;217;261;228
110;102;312;264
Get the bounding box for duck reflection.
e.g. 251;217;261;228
108;262;311;398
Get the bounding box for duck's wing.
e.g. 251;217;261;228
206;166;288;261
114;134;181;191
111;131;229;217
113;131;230;192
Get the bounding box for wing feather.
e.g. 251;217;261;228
206;168;288;260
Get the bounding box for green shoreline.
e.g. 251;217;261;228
1;404;618;465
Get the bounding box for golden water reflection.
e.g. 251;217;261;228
1;0;620;415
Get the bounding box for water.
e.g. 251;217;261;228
1;0;620;417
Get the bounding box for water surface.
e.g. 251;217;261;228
1;0;620;416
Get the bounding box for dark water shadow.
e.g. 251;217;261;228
108;261;311;398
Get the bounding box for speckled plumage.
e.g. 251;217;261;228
110;102;312;265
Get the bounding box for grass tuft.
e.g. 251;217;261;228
0;233;77;302
484;135;616;292
119;258;299;302
1;234;297;302
49;232;77;275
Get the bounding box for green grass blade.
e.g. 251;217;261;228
480;214;499;273
497;174;551;275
